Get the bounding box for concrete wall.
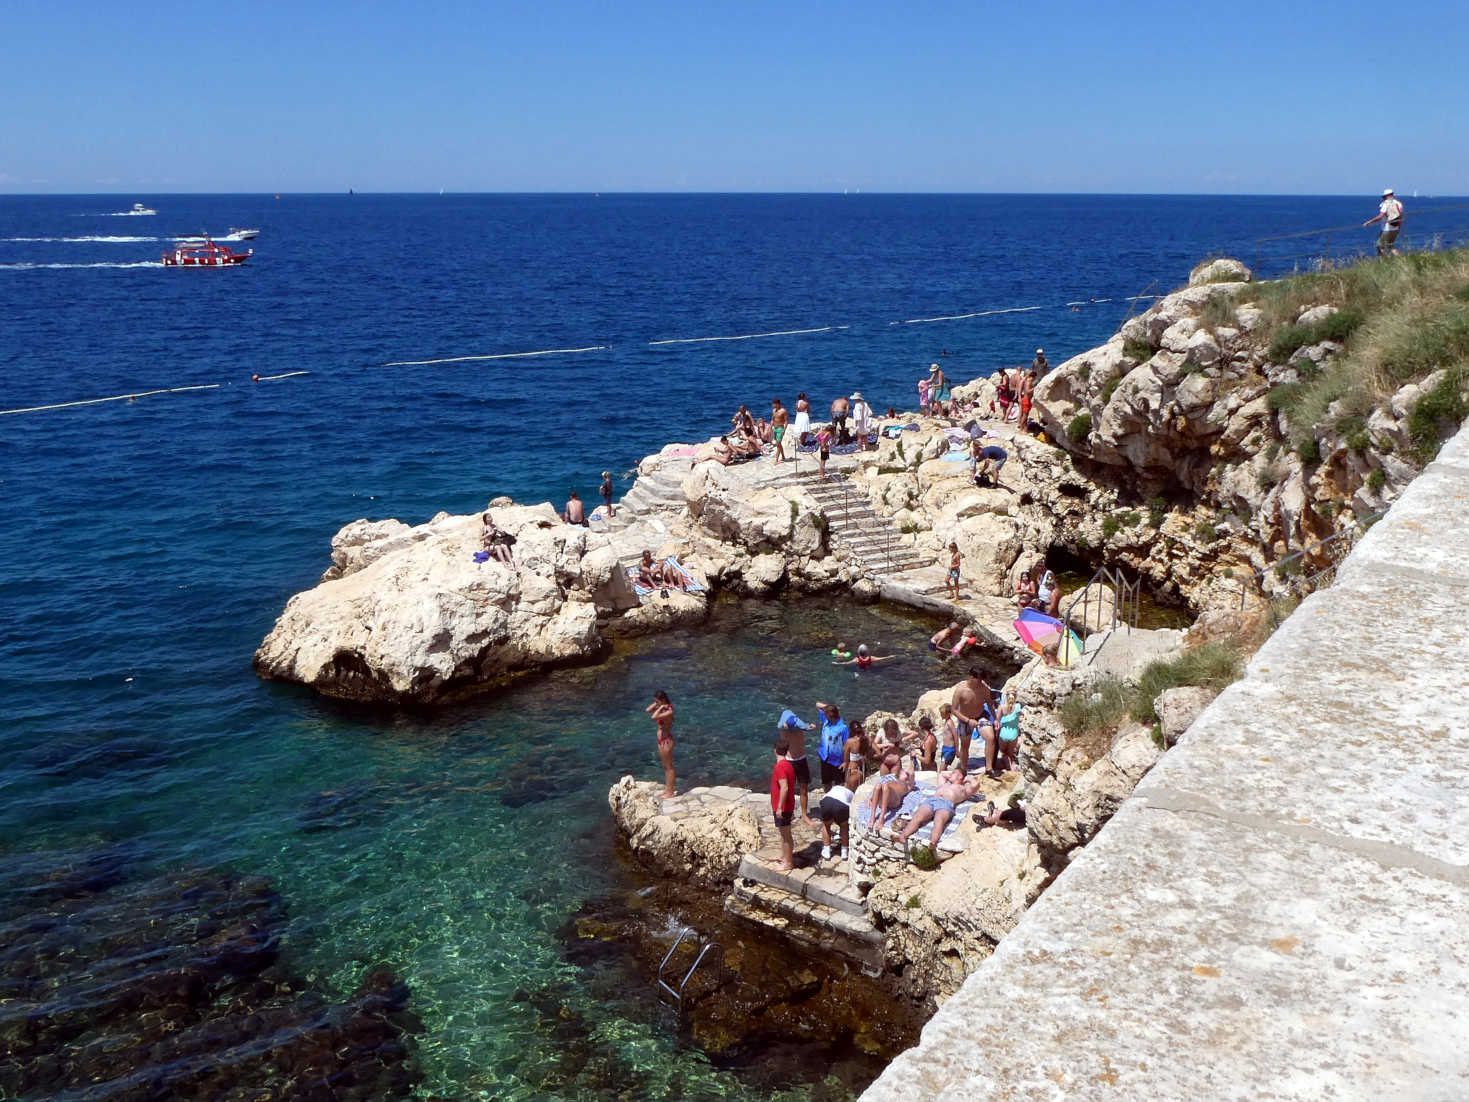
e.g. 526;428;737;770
861;425;1469;1102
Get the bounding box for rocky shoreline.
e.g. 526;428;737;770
253;255;1434;1021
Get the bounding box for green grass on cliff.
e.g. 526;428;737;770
1251;249;1469;460
1059;643;1243;740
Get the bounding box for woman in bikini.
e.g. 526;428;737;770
646;690;676;797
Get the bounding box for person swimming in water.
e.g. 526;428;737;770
833;643;897;670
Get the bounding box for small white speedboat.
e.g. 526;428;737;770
128;203;157;216
227;227;260;240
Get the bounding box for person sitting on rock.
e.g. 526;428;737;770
636;549;678;592
819;760;863;862
861;751;914;833
480;512;516;565
563;490;587;526
1014;569;1039;614
897;769;981;852
711;436;736;466
732;403;756;438
1035;567;1062;617
916;715;938;771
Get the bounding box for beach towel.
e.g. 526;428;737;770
854;781;979;851
662;555;706;594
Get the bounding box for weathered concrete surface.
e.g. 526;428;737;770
861;425;1469;1102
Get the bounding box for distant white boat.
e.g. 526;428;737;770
227;227;260;240
126;203;157;216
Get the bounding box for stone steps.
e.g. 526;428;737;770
735;851;867;916
724;881;884;974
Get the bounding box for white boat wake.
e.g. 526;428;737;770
1;235;160;244
0;261;164;270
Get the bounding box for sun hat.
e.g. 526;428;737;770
850;391;864;401
1036;348;1044;355
929;362;940;372
1382;187;1394;196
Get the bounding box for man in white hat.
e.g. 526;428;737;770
850;391;872;449
1031;348;1049;377
1363;188;1404;256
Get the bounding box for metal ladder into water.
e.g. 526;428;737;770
655;927;722;1008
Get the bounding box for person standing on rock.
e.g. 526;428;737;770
946;541;963;600
850;392;872;449
770;737;798;871
1018;369;1036;433
599;471;615;518
777;708;817;827
951;667;996;777
771;398;790;464
792;392;812;445
1364;188;1404;256
928;363;950;418
1032;348;1049;377
646;690;676;798
814;701;850;789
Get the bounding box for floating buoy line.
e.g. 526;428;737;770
0;292;1161;417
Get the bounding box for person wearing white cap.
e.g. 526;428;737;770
928;362;951;417
1031;348;1049;376
1363;188;1404;256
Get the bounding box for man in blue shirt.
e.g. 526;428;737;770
814;701;851;790
777;708;817;827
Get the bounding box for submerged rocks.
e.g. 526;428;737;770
0;854;419;1101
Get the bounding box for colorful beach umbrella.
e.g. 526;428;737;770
1012;608;1083;667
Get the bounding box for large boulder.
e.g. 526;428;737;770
254;505;606;703
684;465;825;557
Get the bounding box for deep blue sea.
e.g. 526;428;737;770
0;193;1449;1099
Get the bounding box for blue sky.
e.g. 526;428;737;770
4;0;1463;194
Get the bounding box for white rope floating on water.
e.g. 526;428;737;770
0;384;220;416
649;325;849;346
0;372;310;417
380;346;608;366
894;305;1045;325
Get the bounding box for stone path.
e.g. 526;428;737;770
861;424;1469;1100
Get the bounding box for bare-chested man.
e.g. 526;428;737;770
951;667;995;777
898;769;980;850
771;398;790;464
830;394;850;443
777;708;818;827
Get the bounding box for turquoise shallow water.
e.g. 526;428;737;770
5;596;965;1099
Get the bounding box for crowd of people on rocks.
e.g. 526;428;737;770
643;582;1068;871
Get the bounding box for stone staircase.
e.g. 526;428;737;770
724;849;885;974
787;471;928;578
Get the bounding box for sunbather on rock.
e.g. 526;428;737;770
897;770;981;851
861;751;914;833
480;512;515;565
711;436;735;466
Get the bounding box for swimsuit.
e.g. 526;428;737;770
940;745;956;765
773;425;785;442
788;755;811;787
948;567;960;581
856;655;873;670
922;795;955;815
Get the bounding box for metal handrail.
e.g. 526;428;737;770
1061;565;1140;662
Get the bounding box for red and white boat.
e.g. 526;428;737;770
161;236;251;267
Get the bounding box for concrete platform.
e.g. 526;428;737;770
736;850;867;916
725;881;885;973
862;425;1469;1101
